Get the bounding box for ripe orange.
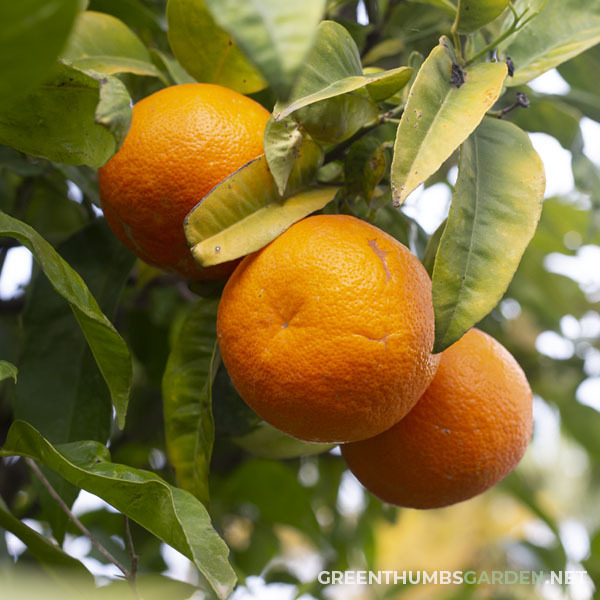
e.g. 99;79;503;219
98;83;270;280
341;328;533;509
216;214;440;444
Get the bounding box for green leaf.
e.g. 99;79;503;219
214;458;320;537
344;136;388;204
185;156;337;267
92;74;133;150
167;0;265;94
61;10;161;78
150;49;196;85
0;63;127;167
0;496;92;581
502;0;600;87
1;420;237;600
204;0;326;99
0;0;79;107
431;118;545;352
263;117;324;196
276;67;412;120
163;299;219;506
508;93;582;149
557;43;600;96
372;204;430;260
15;221;134;445
0;360;17;383
232;421;335;459
453;0;509;34
391;38;507;205
273;21;394;144
274;21;411;121
0;213;133;428
422;218;446;277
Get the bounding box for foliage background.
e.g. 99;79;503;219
0;0;599;599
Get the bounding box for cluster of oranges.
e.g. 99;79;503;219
98;83;533;510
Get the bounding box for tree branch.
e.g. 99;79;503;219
25;458;135;587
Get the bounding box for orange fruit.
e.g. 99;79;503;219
341;328;533;509
216;214;440;444
98;83;270;280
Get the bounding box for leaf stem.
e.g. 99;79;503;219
464;2;531;66
25;458;134;585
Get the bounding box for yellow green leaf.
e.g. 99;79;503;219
185;156;337;267
453;0;509;34
431;118;545;352
391;38;507;205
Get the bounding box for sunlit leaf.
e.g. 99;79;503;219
0;212;132;428
502;0;600;87
167;0;265;94
0;0;79;107
0;360;17;383
453;0;509;34
61;10;161;78
0;496;92;581
1;420;237;600
185;155;337;267
391;38;507;205
163;299;219;506
204;0;326;99
431;118;545;352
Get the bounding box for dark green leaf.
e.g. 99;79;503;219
391;38;507;205
204;0;326;99
0;496;92;581
167;0;265;94
0;213;133;428
432;118;545;352
0;0;79;107
1;421;237;600
0;63;123;168
344;136;388;204
163;299;219;505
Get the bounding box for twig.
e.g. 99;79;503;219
25;458;131;580
488;92;530;118
124;517;139;580
464;1;535;67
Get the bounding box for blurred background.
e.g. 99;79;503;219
1;1;599;599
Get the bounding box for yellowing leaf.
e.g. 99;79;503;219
432;118;545;352
391;38;507;205
185;156;337;266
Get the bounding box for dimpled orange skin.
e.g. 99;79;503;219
341;328;533;509
98;83;270;280
216;214;440;444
